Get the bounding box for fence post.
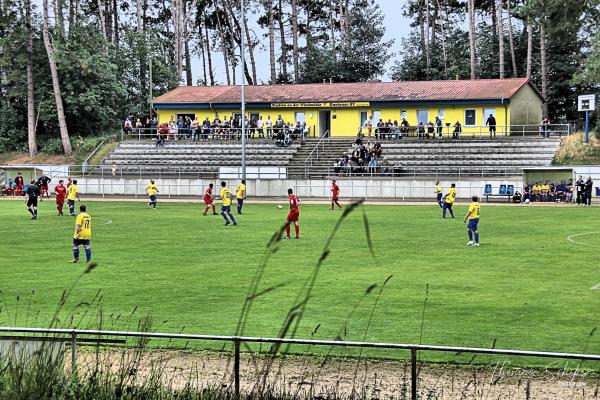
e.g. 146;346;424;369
234;338;241;398
411;348;417;400
71;331;77;374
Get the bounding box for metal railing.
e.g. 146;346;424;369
326;165;526;180
81;140;106;174
357;123;571;140
1;326;599;400
122;127;310;142
303;131;330;177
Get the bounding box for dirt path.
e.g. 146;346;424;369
71;349;600;399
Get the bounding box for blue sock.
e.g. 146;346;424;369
73;248;80;260
474;232;479;243
228;212;236;224
221;212;229;222
85;248;92;262
468;230;473;241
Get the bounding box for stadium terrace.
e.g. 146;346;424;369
152;78;544;137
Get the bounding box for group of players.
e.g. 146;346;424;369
435;181;481;246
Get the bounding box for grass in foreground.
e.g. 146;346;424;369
0;200;599;365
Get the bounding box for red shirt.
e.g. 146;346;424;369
332;183;340;196
55;184;66;198
204;187;213;203
289;194;299;212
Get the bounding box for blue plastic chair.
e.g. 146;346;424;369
484;184;492;195
499;184;507;195
507;185;514;195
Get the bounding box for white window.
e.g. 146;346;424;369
483;108;496;123
400;110;407;119
438;109;445;119
417;110;429;124
372;110;381;124
360;111;368;127
464;109;476;126
295;112;306;123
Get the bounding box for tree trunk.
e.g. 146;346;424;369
540;23;548;117
467;0;476;79
526;16;533;79
113;0;119;45
291;0;299;82
184;24;192;85
278;0;288;80
56;0;64;33
204;21;215;85
506;0;517;77
436;0;448;76
25;0;37;157
198;22;207;85
497;0;504;79
68;0;74;29
424;0;430;76
42;0;72;156
104;0;112;43
136;0;142;31
172;0;183;82
97;0;107;42
268;0;276;83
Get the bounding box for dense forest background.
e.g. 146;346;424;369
0;0;598;156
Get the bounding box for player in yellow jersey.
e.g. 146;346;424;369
442;183;456;218
464;195;480;246
434;180;443;208
146;179;159;208
219;181;237;226
236;180;246;214
71;204;92;263
66;179;80;217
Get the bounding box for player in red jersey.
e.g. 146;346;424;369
330;179;342;210
203;183;217;215
54;180;67;216
285;188;300;239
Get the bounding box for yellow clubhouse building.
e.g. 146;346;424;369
152;78;543;137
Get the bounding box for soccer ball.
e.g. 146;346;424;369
524;199;530;204
277;205;283;209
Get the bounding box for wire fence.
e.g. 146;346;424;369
1;326;599;400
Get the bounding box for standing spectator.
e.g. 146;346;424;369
576;175;585;205
427;121;434;139
540;117;550;138
169;119;177;140
14;172;24;195
584;176;594;207
111;163;117;176
417;121;425;139
248;117;257;139
202;117;211;140
177;117;186;139
486;114;496;138
303;122;310;138
365;117;373;138
257;115;264;138
191;116;200;141
435;116;443;138
266;115;273;138
453;121;462;139
135;118;143;136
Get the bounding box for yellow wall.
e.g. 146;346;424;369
156;104;511;137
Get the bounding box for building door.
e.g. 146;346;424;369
359;111;368;127
417;110;429;124
319;110;331;137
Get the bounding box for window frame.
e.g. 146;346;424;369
464;108;477;127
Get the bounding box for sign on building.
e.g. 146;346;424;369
578;94;596;112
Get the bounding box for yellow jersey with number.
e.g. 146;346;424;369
236;184;246;199
67;184;78;201
146;184;158;196
220;188;232;206
74;212;92;239
445;188;456;204
468;202;480;219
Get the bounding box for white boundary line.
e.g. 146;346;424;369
591;283;600;290
566;232;600;248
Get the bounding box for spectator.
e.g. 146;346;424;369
453;121;462;139
531;181;542;201
150;117;158;136
365;117;373;138
576;175;585;205
584;176;593;207
248;117;257;139
14;172;24;195
135;118;143;136
427;121;434;139
265;115;273;138
435;116;443;138
400;118;409;135
257;116;264;138
191;116;200;141
303;122;309;138
512;191;522;203
368;157;377;174
112;163;117;177
392;120;400;139
123;117;132;135
486;114;496;138
523;185;530;203
417;121;425;139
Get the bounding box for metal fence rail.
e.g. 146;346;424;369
1;326;599;400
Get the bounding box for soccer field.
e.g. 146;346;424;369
1;199;599;362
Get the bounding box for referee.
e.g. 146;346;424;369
25;180;40;219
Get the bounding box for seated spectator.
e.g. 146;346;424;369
541;181;550;201
417;121;425;139
531;181;542;201
368;157;377;174
523;185;531;202
512;191;522;203
123;117;132;135
453;121;462;139
392;120;401;139
400;118;409;135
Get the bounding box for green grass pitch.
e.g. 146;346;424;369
1;199;599;363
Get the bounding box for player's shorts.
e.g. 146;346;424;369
26;197;38;207
332;195;339;201
56;196;65;204
237;198;244;204
203;197;213;205
41;185;48;191
221;205;231;213
68;199;75;206
73;238;90;246
149;195;157;202
467;218;479;231
287;210;299;222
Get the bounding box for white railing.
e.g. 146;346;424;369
303;131;330;177
122;127;310;142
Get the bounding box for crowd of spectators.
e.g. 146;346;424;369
124;114;309;146
1;172;55;198
522;176;594;205
361;117;463;140
332;138;400;175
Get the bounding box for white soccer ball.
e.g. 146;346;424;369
524;199;530;204
277;205;283;209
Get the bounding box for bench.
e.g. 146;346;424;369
483;184;515;203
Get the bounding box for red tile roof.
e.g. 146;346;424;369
153;78;538;104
